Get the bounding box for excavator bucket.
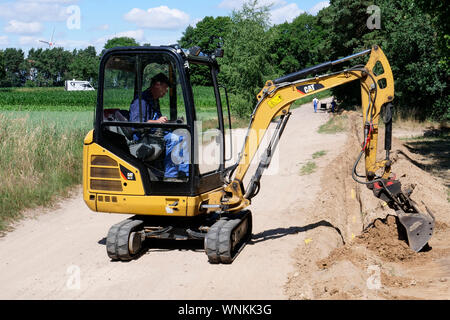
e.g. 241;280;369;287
372;179;435;252
397;208;435;252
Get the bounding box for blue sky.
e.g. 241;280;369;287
0;0;329;54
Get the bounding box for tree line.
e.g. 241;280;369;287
0;37;141;88
0;0;448;120
180;0;448;120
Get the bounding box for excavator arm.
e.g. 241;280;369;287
211;45;434;252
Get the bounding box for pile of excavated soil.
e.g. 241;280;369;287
355;216;416;262
285;111;450;300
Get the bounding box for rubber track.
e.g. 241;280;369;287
106;218;143;261
218;218;243;264
106;218;134;260
204;218;229;264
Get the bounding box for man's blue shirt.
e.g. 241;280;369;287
129;90;162;123
129;90;162;140
128;89;189;178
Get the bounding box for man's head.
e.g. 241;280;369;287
149;73;170;99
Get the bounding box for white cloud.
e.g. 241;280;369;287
5;20;44;34
271;3;304;24
124;6;190;30
95;29;146;45
308;1;329;15
218;0;286;10
0;0;78;23
19;36;40;46
0;36;9;46
56;39;91;49
218;0;305;25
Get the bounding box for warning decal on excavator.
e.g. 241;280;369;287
268;94;283;108
296;83;324;95
120;165;136;181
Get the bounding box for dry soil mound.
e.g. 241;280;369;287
285;111;450;300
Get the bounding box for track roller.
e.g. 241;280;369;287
204;210;252;264
106;218;144;261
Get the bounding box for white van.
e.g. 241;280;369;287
65;79;95;91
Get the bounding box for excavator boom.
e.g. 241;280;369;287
215;45;434;252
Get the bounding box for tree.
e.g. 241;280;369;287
322;0;448;120
268;13;329;76
68;46;99;86
103;37;139;56
0;51;5;84
179;16;232;53
220;0;275;117
1;48;25;87
179;16;232;85
414;0;449;73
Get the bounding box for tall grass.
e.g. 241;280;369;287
0;112;91;232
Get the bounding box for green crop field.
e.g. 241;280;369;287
0;86;221;112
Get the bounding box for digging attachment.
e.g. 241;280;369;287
372;179;435;252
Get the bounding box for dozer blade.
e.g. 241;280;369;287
397;209;435;252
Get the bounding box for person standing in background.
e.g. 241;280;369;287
331;97;336;113
313;97;318;113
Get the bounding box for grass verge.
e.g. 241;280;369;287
0;112;91;232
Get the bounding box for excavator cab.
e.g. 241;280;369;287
83;46;248;261
89;46;231;199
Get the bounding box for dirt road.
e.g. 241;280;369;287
2;100;448;300
0;99;347;300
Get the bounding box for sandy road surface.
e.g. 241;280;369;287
0;99;347;300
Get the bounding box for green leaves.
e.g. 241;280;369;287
322;0;448;121
103;37;139;50
219;1;273;117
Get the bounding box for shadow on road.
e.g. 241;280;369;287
97;220;345;262
249;220;345;245
98;237;204;256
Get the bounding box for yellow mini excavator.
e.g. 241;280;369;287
82;44;435;263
